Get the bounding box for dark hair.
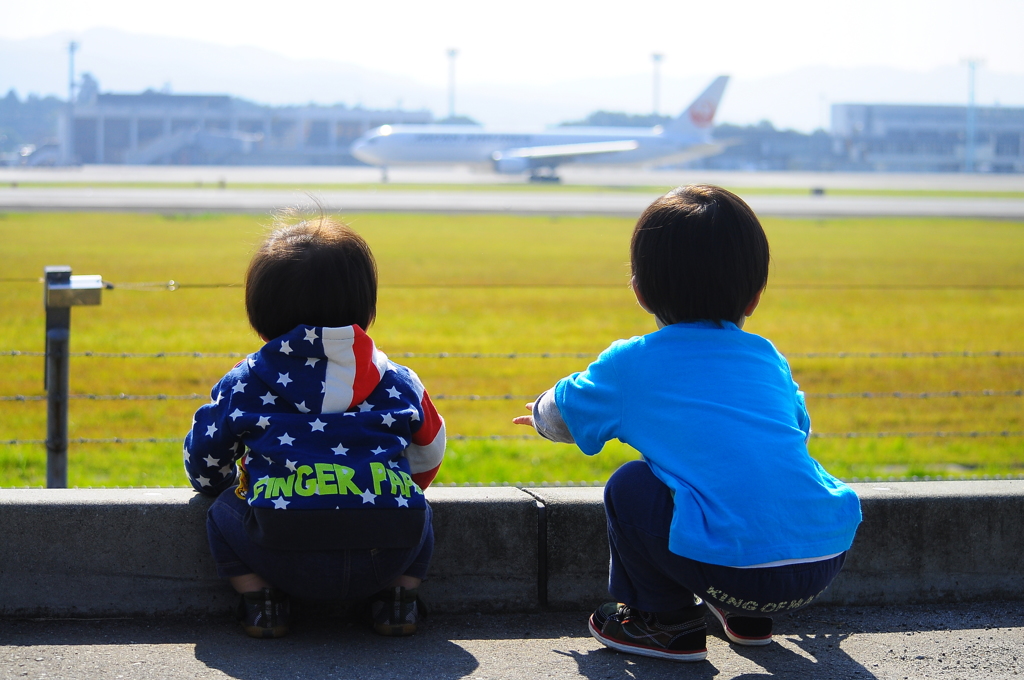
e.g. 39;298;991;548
630;185;769;325
245;215;377;340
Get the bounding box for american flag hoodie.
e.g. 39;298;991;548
184;325;445;521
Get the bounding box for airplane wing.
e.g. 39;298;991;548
493;139;639;161
646;141;731;167
491;140;640;173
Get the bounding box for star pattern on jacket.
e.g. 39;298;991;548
183;324;445;510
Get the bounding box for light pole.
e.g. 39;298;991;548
447;48;458;120
961;58;984;173
66;41;78;165
652;53;663;116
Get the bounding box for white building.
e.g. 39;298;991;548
832;103;1024;173
64;75;431;165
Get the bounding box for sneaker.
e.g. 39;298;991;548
707;603;773;646
237;587;290;639
369;586;424;636
588;602;708;662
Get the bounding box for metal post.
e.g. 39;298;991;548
44;266;72;488
961;58;984;173
46;327;70;488
66;42;78;166
43;266;103;488
965;61;976;173
652;53;663;116
447;48;458;120
44;267;71;390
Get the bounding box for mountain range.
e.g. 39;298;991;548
3;28;1024;132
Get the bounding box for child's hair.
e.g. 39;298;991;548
631;185;769;325
245;214;377;340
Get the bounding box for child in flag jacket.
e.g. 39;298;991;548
185;215;444;638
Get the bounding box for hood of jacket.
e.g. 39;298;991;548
249;324;390;415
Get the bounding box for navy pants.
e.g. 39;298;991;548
605;461;846;616
206;488;434;601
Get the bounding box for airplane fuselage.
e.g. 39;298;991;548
351;124;701;168
349;76;729;174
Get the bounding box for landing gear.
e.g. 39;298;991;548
528;167;561;184
381;166;389;184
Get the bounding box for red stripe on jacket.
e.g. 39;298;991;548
349;325;382;409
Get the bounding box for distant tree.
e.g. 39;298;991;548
0;91;65;152
434;115;481;125
560;111;673;127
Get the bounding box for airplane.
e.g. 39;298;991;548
350;76;729;182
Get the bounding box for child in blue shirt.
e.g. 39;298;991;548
515;185;861;662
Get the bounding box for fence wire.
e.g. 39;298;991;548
6;278;1024;291
2;389;1022;403
2;431;1022;447
5;349;1024;360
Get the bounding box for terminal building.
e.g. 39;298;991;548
62;75;432;165
830;103;1024;173
27;75;1024;173
689;104;1024;174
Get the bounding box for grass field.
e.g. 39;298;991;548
3;182;1024;199
1;210;1022;487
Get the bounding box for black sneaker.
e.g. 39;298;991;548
237;587;290;639
369;586;423;636
707;603;773;646
588;602;708;662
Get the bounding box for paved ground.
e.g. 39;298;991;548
3;166;1023;217
3;187;1024;218
3;165;1024;191
3;603;1022;679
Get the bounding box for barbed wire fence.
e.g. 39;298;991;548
4;346;1023;485
3;388;1024;402
3;275;1023;486
7;278;1024;291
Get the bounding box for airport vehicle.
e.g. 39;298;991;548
350;76;729;181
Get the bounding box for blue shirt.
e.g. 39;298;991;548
554;321;861;567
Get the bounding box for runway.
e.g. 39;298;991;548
4;164;1024;191
3;186;1024;218
2;166;1023;218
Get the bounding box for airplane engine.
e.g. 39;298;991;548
491;152;530;174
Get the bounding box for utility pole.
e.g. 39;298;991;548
652;53;663;116
66;41;78;165
447;48;458;120
961;58;984;173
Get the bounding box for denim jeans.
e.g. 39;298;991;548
206;487;434;601
605;460;846;616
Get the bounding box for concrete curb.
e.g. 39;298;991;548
1;481;1022;617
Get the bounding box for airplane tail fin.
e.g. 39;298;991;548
666;75;729;135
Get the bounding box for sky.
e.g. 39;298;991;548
5;0;1023;87
3;1;1024;130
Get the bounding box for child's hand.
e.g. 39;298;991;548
512;402;535;427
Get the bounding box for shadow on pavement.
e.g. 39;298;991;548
193;619;479;680
726;632;877;679
559;648;723;679
558;631;877;680
3;604;1021;679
